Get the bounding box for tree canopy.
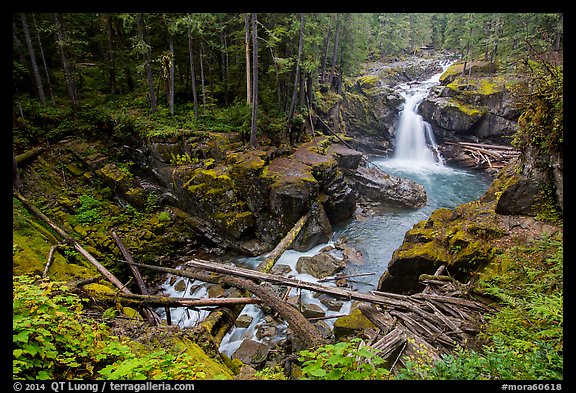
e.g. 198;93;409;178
12;12;562;149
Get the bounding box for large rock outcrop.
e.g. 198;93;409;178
117;134;427;256
419;61;522;145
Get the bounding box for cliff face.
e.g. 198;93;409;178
419;61;522;146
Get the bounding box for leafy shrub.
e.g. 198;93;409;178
13;275;211;380
13;275;128;380
297;337;390;380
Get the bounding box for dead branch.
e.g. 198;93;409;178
42;244;60;278
112;231;149;295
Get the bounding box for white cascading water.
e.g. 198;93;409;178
391;61;451;168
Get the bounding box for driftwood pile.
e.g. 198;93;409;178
358;266;496;372
445;141;520;169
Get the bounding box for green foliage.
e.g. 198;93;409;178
13;275;126;380
13;275;211;380
75;194;104;225
297;338;390;380
512;62;563;155
253;366;288;380
169;152;197;166
157;211;172;222
98;351;208;380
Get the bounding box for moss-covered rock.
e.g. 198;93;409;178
333;305;377;340
378;202;501;294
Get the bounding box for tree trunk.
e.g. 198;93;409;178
187;22;199;121
104;15;117;95
53;13;78;114
221;30;229;107
244;13;251;106
320;28;331;84
328;15;341;89
32;14;55;105
20;13;45;105
112;231;149;295
169;38;175;115
249;12;258;147
286;13;305;140
136;13;157;113
13;151;21;192
200;42;206;112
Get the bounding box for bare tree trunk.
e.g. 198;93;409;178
320;28;331;84
136;13;157;113
32;14;55;105
13;151;21;192
169;39;175;115
200;42;206;112
286;13;305;140
328;15;341;89
244;13;251;106
20;13;45;105
187;22;199;121
112;231;149;295
249;12;258;147
104;15;117;95
221;30;229;106
53;13;78;114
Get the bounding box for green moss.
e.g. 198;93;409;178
333;306;377;340
439;64;463;84
448;98;485;117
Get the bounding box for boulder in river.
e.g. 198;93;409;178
348;165;427;209
295;252;346;279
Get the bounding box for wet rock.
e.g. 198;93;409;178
349;165;427;208
317;294;344;312
232;339;270;365
235;314;253;328
269;264;292;276
293;202;333;252
333;306;377;340
296;252;346;279
328;144;364;171
300;303;325;319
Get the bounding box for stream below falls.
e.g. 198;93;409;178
154;60;494;361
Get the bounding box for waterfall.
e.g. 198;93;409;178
392;61;451;167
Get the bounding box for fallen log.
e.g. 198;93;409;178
14;191;130;295
256;208;311;272
122;261;327;349
84;291;263;308
112;231;149;295
15;146;45;166
42;244;59;278
14;191;163;325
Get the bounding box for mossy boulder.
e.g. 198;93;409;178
419;96;486;134
378;204;500;294
439;61;497;85
333;305;377;340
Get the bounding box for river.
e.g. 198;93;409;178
155;60;493;360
